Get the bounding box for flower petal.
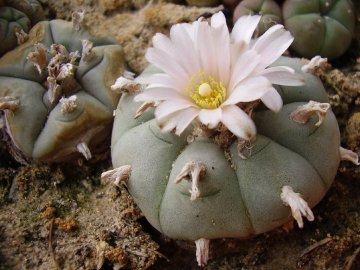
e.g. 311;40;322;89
174;107;199;135
146;47;189;89
261;87;283;112
228;49;260;91
134;87;189;102
223;76;271;106
155;100;195;121
231;15;261;46
252;25;294;69
211;14;231;84
170;23;201;75
158;107;199;135
260;66;305;86
152;33;177;58
211;11;227;28
198;108;222;129
136;73;183;91
194;21;217;77
221;105;256;140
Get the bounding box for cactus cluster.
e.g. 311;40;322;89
0;0;45;56
231;0;355;60
0;19;124;163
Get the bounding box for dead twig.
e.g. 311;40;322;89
344;246;360;270
48;218;61;270
300;237;332;257
154;250;170;262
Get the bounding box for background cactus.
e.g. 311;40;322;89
283;0;355;59
233;0;282;36
0;19;124;163
0;6;30;55
110;57;340;242
0;0;45;56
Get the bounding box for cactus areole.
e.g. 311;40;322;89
105;12;349;266
0;19;125;163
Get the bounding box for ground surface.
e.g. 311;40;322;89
0;0;359;269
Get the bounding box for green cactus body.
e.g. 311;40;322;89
283;0;355;59
5;0;45;24
110;57;340;240
233;0;282;36
0;1;45;56
0;6;30;55
0;20;124;163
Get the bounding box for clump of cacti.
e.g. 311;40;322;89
283;0;355;59
0;19;125;164
0;0;45;56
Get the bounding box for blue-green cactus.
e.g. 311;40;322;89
233;0;282;36
0;20;125;163
283;0;355;59
0;0;45;56
109;57;340;244
0;6;30;56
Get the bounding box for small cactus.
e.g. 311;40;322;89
233;0;282;36
0;6;30;55
0;19;125;163
283;0;355;59
108;56;341;245
4;0;45;24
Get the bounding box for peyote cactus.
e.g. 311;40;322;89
0;19;125;163
0;6;30;55
4;0;44;23
108;57;342;264
233;0;282;36
283;0;355;59
0;0;45;56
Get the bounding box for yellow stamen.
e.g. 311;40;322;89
186;72;226;110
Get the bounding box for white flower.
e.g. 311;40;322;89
135;12;304;140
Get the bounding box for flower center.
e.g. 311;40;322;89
186;73;226;109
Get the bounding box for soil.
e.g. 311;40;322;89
0;0;359;269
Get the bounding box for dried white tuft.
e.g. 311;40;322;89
15;28;29;45
45;76;62;104
59;95;77;114
134;101;160;119
339;146;360;165
101;165;132;186
27;43;47;75
77;142;92;160
281;185;314;228
195;238;210;267
290;100;330;126
81;39;94;62
301;56;328;73
175;161;206;201
72;10;85;31
0;96;20;111
111;74;142;94
57;63;76;81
